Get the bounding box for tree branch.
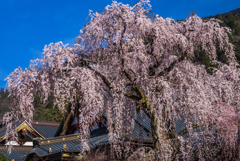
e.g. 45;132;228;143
88;66;112;89
124;92;141;101
158;53;186;77
177;124;199;136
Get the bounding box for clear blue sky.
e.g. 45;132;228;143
0;0;239;89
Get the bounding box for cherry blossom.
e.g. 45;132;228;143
4;1;240;160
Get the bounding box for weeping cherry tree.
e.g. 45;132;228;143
4;0;240;160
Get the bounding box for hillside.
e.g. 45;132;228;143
205;8;240;64
221;8;240;17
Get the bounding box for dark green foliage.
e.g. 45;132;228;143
33;94;63;122
193;45;229;74
216;14;222;21
0;152;8;161
204;9;240;66
216;43;229;65
33;94;41;110
0;89;11;119
194;50;215;74
215;11;240;64
235;40;240;64
228;33;234;43
0;88;11;101
225;13;235;28
53;110;64;122
0;88;62;122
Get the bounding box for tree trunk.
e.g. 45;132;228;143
150;112;160;150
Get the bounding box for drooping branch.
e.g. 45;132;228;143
123;70;133;82
88;66;112;89
124;92;141;101
158;53;186;77
177;124;199;136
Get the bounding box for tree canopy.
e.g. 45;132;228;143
4;1;240;160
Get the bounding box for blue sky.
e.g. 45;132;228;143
0;0;239;89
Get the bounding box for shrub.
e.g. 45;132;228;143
0;152;8;161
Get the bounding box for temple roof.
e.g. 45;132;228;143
0;120;60;161
31;121;59;138
25;130;153;161
0;146;32;161
0;119;23;139
0;120;60;141
25;134;108;161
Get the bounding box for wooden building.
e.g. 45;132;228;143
0;119;59;161
23;104;155;161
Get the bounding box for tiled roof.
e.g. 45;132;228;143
0;120;4;128
131;111;151;133
101;94;189;138
25;128;153;160
25;147;48;158
39;135;82;154
0;146;32;161
0;127;7;138
90;126;108;138
25;133;109;160
75;134;108;151
53;119;64;137
132;120;150;138
0;120;23;138
32;124;59;138
37;127;109;154
0;120;60;140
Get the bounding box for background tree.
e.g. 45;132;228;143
4;1;240;160
0;89;12;119
208;9;240;64
0;152;8;161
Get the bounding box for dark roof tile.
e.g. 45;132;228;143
0;146;32;161
32;124;59;138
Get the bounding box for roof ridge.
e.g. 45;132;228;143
33;120;60;124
